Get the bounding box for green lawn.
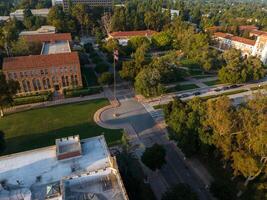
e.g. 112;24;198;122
203;80;221;86
167;84;199;93
81;66;98;87
0;99;123;155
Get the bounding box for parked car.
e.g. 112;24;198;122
229;84;242;89
214;88;222;92
193;91;201;96
179;93;191;98
222;86;230;91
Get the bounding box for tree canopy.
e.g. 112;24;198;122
141;143;166;171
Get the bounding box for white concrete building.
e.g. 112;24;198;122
19;26;56;36
0;135;128;200
162;8;180;19
10;9;50;21
213;32;267;64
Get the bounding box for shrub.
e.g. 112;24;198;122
95;62;110;73
84;43;94;53
13;94;51;106
98;72;113;85
64;87;102;98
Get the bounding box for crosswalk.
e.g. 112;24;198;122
142;103;165;122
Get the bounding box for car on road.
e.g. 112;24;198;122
214;88;222;92
229;84;242;89
179;93;191;98
193;91;201;96
222;86;230;90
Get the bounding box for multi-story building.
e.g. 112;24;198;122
3;52;82;94
0;135;128;200
62;0;112;10
213;31;267;64
10;9;50;21
107;30;158;46
3;31;82;94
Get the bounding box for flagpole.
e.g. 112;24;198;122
113;49;117;117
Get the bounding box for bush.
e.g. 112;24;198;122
13;94;51;106
64;87;102;98
95;62;110;73
79;52;90;65
98;72;113;85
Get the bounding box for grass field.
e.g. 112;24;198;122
203;80;221;86
0;99;123;155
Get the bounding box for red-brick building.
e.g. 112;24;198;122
3;52;82;94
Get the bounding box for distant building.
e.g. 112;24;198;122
206;25;259;33
0;16;10;22
162;8;179;20
61;0;112;10
107;30;158;46
0;135;128;200
3;29;83;94
19;26;56;36
52;0;63;6
213;31;267;64
10;9;50;21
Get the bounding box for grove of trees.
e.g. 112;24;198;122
164;94;267;198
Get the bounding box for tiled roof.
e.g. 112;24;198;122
3;52;79;71
231;36;256;46
250;30;267;36
214;32;233;39
22;33;72;43
214;32;255;46
109;30;157;38
206;25;258;32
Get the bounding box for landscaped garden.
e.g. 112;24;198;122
0;99;123;155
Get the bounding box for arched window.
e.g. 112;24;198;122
65;76;69;86
32;79;38;91
62;76;66;87
46;78;51;89
22;80;28;92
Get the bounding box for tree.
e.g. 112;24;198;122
134;67;164;97
218;49;265;84
141;144;166;171
162;183;198;200
0;131;6;153
164;98;205;157
0;73;20;117
152;31;172;50
98;72;113;85
119;60;136;81
71;3;91;35
210;180;237;200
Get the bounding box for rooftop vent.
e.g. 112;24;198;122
56;135;82;160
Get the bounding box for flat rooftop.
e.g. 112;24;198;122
0;136;111;198
42;41;71;55
63;168;128;200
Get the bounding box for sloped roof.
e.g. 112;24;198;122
214;32;255;46
3;52;79;70
109;30;157;38
22;33;72;43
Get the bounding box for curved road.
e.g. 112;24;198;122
96;86;213;200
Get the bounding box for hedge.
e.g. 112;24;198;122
13;94;51;106
64;87;102;98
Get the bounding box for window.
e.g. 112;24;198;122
62;76;66;87
41;70;44;75
45;69;48;75
20;72;24;78
65;76;69;86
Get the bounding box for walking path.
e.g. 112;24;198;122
4;92;105;115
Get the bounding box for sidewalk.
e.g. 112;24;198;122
4;92;105;115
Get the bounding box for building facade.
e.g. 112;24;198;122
107;30;158;46
10;9;50;21
213;31;267;64
62;0;112;10
3;52;82;94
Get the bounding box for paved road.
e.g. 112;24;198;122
99;85;213;200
